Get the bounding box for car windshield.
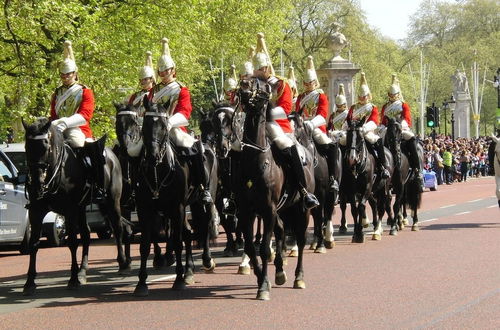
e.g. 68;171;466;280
4;151;28;176
0;158;13;182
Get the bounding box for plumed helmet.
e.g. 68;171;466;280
388;73;401;94
59;40;78;74
358;72;371;97
335;83;347;105
286;65;297;96
139;51;155;80
239;46;255;76
252;33;274;75
157;38;175;72
224;64;238;91
304;56;318;83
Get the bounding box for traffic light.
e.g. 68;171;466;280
426;106;435;127
434;106;440;127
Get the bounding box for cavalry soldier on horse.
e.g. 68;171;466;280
379;74;423;189
252;33;319;209
148;38;212;205
345;72;390;179
286;65;298;106
49;40;105;201
295;56;339;193
327;83;349;141
223;64;238;105
128;51;156;122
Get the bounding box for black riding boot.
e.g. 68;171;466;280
191;141;213;205
325;143;340;192
373;139;390;179
407;137;424;192
84;136;107;202
284;145;319;209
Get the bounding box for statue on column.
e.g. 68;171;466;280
451;69;469;94
327;22;348;60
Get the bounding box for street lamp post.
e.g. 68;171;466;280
448;94;456;141
494;68;500;109
442;100;449;136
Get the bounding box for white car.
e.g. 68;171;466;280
0;143;66;252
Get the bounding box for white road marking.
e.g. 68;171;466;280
440;204;456;209
468;199;483;203
455;211;471;216
147;275;177;284
421;218;438;223
487;205;497;208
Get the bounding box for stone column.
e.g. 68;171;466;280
454;91;471;138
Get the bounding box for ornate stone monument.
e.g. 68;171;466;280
451;69;471;138
316;23;360;115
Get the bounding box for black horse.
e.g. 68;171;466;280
342;119;381;243
133;98;216;296
22;118;129;295
289;114;340;253
235;78;314;300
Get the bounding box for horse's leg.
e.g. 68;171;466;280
254;216;262;248
257;210;274;300
293;206;309;289
193;202;216;272
339;196;348;234
312;208;326;254
108;198;130;273
240;212;262;293
390;188;402;236
172;204;186;290
370;196;382;241
351;196;363;243
323;194;335;248
77;207;90;285
183;224;195;285
274;216;287;286
66;210;81;289
134;207;152;296
23;206;46;296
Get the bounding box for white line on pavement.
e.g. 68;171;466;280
147;275;177;284
440;204;456;208
421;218;438;223
487;205;497;208
468;199;483;203
455;211;471;216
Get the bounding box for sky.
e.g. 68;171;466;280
358;0;423;41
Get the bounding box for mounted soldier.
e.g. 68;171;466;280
379;74;423;189
251;33;319;209
286;65;299;106
346;72;390;179
148;38;212;205
223;64;238;106
327;83;349;141
49;40;105;201
295;56;339;192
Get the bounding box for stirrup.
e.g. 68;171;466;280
200;190;213;205
301;189;319;209
329;177;339;192
380;167;390;179
92;187;106;203
223;199;236;216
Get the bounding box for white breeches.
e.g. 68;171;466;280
494;155;500;201
331;130;347;145
64;127;87;148
364;130;380;144
170;127;196;148
312;128;333;145
266;122;293;150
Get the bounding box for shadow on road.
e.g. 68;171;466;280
422;222;500;231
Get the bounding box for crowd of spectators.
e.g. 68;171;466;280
421;134;495;185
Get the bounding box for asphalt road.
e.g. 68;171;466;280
0;176;498;329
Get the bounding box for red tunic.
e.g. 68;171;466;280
148;82;192;132
347;103;380;126
50;86;94;138
381;102;412;127
272;79;293;133
295;91;329;133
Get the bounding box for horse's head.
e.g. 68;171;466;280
212;101;235;158
385;117;402;163
22;117;63;195
114;102;141;156
238;77;271;116
198;107;215;145
346;119;365;168
142;97;170;165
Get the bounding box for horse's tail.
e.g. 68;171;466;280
405;176;422;210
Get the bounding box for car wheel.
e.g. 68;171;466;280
96;228;112;240
430;187;437;191
45;215;66;247
19;223;31;255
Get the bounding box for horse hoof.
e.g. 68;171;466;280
165;254;175;267
77;269;87;285
184;274;195;285
282;257;288;266
202;259;216;273
309;242;317;250
134;283;149;297
275;271;287;286
361;218;370;228
267;252;276;264
153;257;165;270
256;290;270;301
293;280;306;289
372;234;382;241
223;249;235;257
403;218;409;226
172;280;187;290
67;280;80;290
325;241;335;249
288;249;299;257
118;264;132;275
237;265;251;275
314;246;326;254
412;224;419;231
351;235;365;243
338;226;347;234
389;229;398;236
22;284;36;296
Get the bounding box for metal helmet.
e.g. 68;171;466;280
304;55;318;83
139;51;155;80
388;73;401;94
252;33;274;75
286;65;298;97
59;40;78;74
358;72;371;97
224;64;238;91
157;38;175;72
335;83;347;105
239;46;255;77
